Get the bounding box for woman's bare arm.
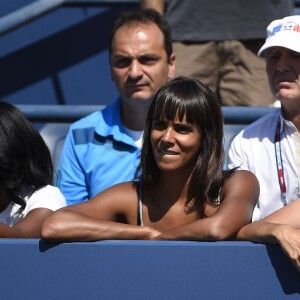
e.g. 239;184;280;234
0;208;53;238
153;170;259;241
41;182;161;242
42;209;159;242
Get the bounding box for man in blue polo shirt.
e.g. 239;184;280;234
56;9;176;205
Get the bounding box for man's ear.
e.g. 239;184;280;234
168;52;176;79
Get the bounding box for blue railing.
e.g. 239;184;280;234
17;104;276;123
0;0;138;36
17;104;277;172
17;104;104;122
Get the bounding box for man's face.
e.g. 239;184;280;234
266;47;300;106
110;22;175;103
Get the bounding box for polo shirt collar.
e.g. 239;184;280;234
95;97;138;147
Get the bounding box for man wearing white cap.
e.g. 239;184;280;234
228;16;300;271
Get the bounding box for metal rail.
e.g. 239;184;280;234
17;104;104;122
0;0;138;36
0;0;65;35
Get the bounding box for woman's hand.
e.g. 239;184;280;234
143;227;162;240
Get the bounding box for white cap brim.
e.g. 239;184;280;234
258;31;300;56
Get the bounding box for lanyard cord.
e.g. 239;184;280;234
274;120;287;206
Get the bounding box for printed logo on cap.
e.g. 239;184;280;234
271;20;300;37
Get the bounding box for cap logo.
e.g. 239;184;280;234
272;24;282;35
271;21;300;37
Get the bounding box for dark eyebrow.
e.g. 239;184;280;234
174;122;193;127
112;54;132;59
112;53;160;59
137;54;161;60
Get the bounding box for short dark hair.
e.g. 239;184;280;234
136;77;232;217
0;102;53;209
109;8;173;61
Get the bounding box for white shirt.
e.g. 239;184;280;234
123;127;143;148
0;185;66;226
228;109;300;221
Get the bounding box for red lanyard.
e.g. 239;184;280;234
274;120;287;206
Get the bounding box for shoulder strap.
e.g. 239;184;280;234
135;181;144;226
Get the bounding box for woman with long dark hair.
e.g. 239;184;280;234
42;77;258;241
0;102;66;237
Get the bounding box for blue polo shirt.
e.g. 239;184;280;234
56;98;141;205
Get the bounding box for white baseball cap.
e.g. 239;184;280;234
258;15;300;56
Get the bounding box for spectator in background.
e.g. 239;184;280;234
42;77;258;242
228;15;300;271
140;0;294;106
0;101;66;238
56;9;176;205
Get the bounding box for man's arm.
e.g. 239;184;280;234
237;199;300;271
140;0;164;15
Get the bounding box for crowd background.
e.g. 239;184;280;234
0;0;299;106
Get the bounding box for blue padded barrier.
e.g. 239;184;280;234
0;239;299;299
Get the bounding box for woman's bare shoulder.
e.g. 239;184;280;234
223;169;259;199
67;181;140;222
91;181;139;203
227;169;258;183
